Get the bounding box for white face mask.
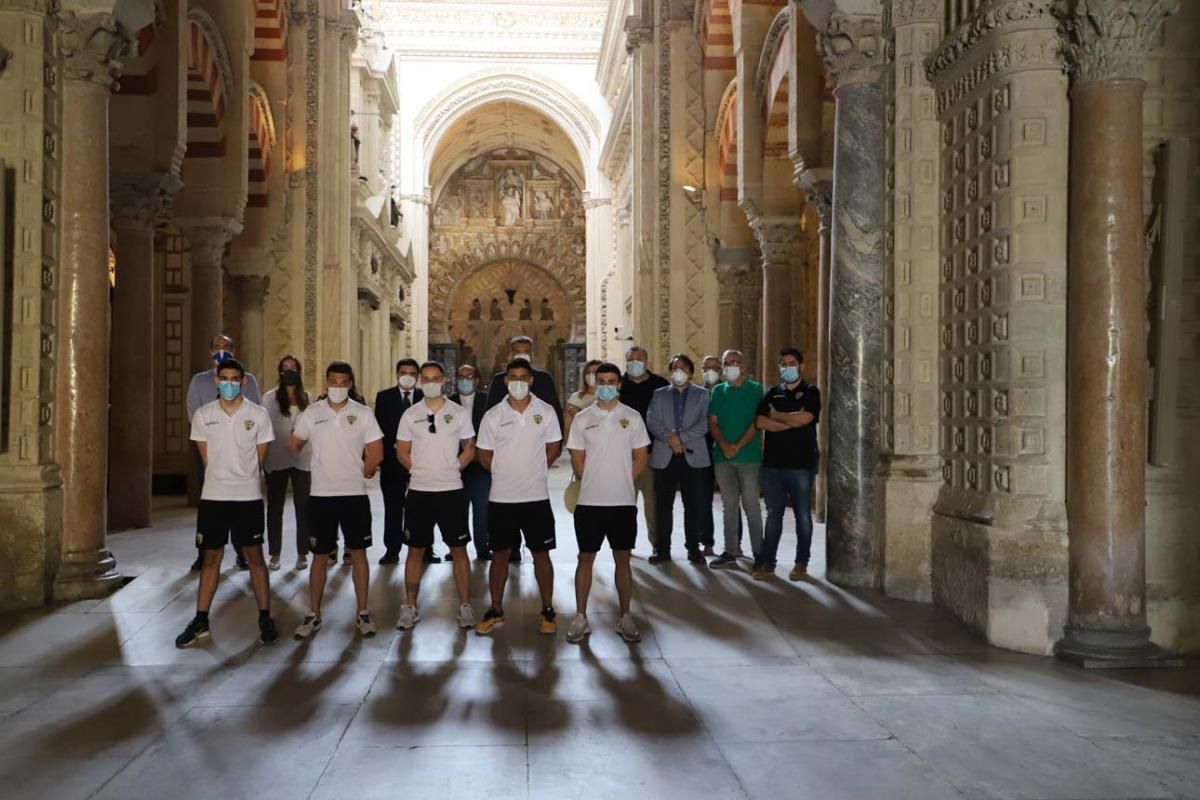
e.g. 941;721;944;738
398;374;417;390
507;380;530;401
327;387;350;404
671;369;690;387
421;381;443;399
723;365;742;383
585;373;597;388
702;369;720;386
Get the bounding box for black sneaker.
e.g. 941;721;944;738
648;553;671;565
189;555;203;572
711;552;739;569
476;551;493;562
423;550;442;564
175;615;211;649
378;550;400;565
687;551;707;566
342;551;353;566
236;556;250;571
510;552;523;565
258;616;279;646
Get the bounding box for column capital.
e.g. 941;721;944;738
623;15;654;53
818;12;885;87
888;0;943;26
110;172;181;232
796;167;834;230
57;10;134;89
235;274;270;305
748;214;806;266
1055;0;1177;83
178;217;243;268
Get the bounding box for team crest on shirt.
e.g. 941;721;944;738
243;420;255;431
534;414;543;425
619;417;630;429
443;414;453;424
195;533;204;547
347;415;357;425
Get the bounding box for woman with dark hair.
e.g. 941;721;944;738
262;355;313;571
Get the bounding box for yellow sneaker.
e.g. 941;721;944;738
538;608;558;635
789;563;808;581
474;608;504;636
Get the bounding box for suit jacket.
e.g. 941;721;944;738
450;391;488;477
645;383;712;470
484;367;564;430
374;385;423;477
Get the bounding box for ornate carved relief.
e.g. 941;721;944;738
818;12;886;87
680;28;709;356
1055;0;1177;82
110;172;181;232
303;0;319;370
57;11;133;88
656;0;671;361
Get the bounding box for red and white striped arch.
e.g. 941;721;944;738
247;83;276;208
186;11;230;158
761;12;792;160
701;0;734;70
252;0;288;62
715;81;739;202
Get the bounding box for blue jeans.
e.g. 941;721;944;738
760;467;816;567
463;465;491;557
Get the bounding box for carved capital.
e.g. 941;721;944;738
235;274;270;305
110;172;181;232
797;167;834;231
178;217;243;269
583;197;612;211
57;11;133;89
624;15;653;53
749;215;805;267
1055;0;1177;83
818;12;885;87
889;0;943;26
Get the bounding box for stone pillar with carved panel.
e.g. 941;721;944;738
926;0;1071;654
178;217;242;373
1054;0;1181;668
748;212;804;371
797;169;832;524
52;8;135;600
234;273;269;380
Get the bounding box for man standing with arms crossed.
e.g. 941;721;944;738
289;361;384;639
395;361;478;631
565;363;651;644
175;358;278;648
473;360;563;636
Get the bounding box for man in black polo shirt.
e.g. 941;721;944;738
619;344;668;546
754;347;821;581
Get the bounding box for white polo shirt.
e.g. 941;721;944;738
477;395;562;503
565;402;650;507
292;398;384;497
397;398;475;492
189;398;274;502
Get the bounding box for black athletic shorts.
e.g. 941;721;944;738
309;494;373;554
574;505;637;553
405;489;471;548
488;500;556;553
196;499;265;551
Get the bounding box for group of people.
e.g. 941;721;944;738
175;333;820;649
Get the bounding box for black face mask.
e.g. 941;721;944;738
280;369;301;387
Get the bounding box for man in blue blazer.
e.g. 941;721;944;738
646;354;711;565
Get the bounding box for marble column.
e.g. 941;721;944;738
179;218;241;373
818;13;886;588
749;215;804;367
1055;0;1181;668
107;174;177;531
235;274;269;379
53;11;131;599
800;169;833;525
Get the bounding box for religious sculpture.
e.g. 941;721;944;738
519;298;533;320
501;187;522;226
468;298;482;320
540;297;554;320
489;297;503;320
534;189;556;219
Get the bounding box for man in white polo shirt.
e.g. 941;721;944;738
395;360;477;631
564;362;651;644
289;361;384;640
176;358;278;649
473;359;563;636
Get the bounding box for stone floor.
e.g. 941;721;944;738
1;465;1197;800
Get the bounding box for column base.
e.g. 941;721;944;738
53;550;122;602
1055;626;1185;669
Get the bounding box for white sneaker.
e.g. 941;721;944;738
268;555;281;571
295;556;308;571
396;604;420;630
294;614;322;640
565;613;591;644
616;613;641;643
457;603;476;629
355;612;377;638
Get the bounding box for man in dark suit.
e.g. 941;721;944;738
484;335;562;565
450;364;491;561
374;358;440;565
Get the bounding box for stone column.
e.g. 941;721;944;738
53;11;132;599
179;218;241;373
749;214;804;366
107;173;178;532
234;274;269;378
714;256;751;358
799;170;833;524
1054;0;1181;667
817;13;886;588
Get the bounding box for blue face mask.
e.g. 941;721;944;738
625;360;646;377
780;366;801;384
212;349;233;365
457;378;476;396
596;385;619;403
218;380;242;401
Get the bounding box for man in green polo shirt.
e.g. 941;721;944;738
707;349;763;569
